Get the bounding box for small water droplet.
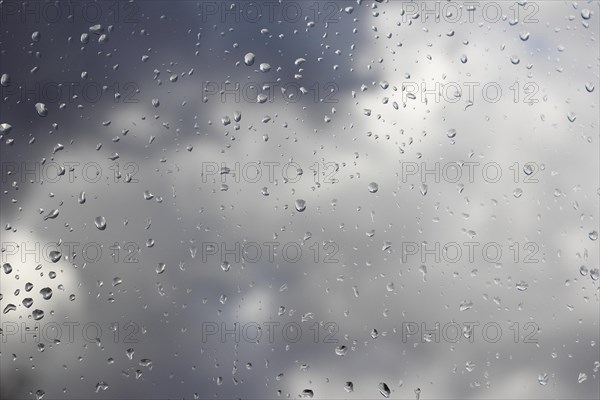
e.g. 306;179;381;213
49;250;62;263
156;262;166;274
94;216;107;230
459;300;473;311
335;345;348;356
513;188;523;198
295;199;306;212
368;182;379;193
516;281;529;291
378;382;391;398
32;309;44;320
43;209;59;220
3;263;12;274
35;103;48;117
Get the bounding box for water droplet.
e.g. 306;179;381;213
35;102;48;117
585;82;595;92
49;250;62;263
0;122;11;133
459;300;473;311
40;287;52;300
244;52;255;66
590;268;599;280
32;31;41;42
23;298;33;308
460;55;468;63
300;389;314;398
581;9;592;20
256;93;268;103
344;382;354;392
220;261;230;272
3;263;12;274
589;231;598;241
261;187;270;196
32;309;44;320
378;382;391;398
78;191;86;204
516;281;529;291
368;182;379;193
519;31;530;41
295;199;306;212
513;188;523;198
95;382;109;393
510;56;520;65
94;216;107;230
335;345;348;356
156;262;166;274
233;111;242;122
259;63;271;72
0;74;9;87
446;128;457;138
579;265;588;276
3;304;16;314
578;372;588;383
42;209;59;221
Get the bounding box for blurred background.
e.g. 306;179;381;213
0;1;598;399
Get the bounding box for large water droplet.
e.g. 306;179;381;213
40;287;53;300
368;182;379;193
244;52;255;66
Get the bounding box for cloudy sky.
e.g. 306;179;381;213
1;1;598;399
